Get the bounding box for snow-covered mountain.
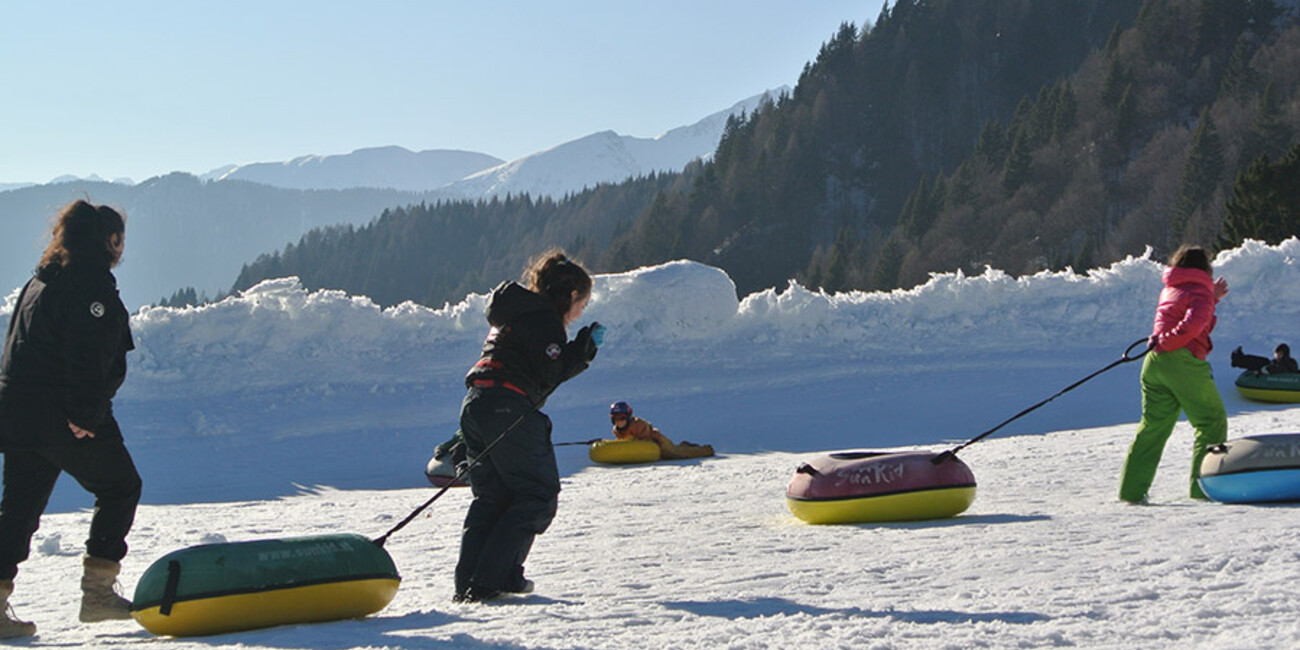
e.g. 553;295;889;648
47;174;134;186
6;241;1300;648
199;88;785;199
0;88;790;309
202;146;504;192
439;88;786;200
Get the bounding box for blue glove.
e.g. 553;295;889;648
590;323;606;347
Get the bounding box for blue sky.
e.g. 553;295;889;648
0;1;884;184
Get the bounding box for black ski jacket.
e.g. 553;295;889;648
0;265;134;449
465;281;595;407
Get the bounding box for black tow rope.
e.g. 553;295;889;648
932;337;1150;464
372;411;522;547
373;386;558;548
553;438;601;447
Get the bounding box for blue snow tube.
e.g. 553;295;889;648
1199;433;1300;503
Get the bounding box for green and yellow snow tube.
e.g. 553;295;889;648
589;438;661;464
131;533;400;637
1235;370;1300;403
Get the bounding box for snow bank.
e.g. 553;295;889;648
1213;238;1300;343
126;277;488;390
731;240;1300;353
731;257;1158;351
6;241;1300;391
1;286;18;320
588;259;739;341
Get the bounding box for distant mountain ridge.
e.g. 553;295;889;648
3;90;781;201
439;89;785;200
202;146;505;192
198;89;783;199
0;175;436;309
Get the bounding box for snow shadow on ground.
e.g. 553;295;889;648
861;513;1053;530
660;596;1050;624
93;610;490;650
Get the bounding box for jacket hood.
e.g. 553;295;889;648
1162;266;1213;291
35;264;116;287
485;281;557;327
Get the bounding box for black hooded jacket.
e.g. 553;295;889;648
0;264;134;449
465;282;595;406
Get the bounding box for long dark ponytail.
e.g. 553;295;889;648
39;200;126;271
524;249;592;315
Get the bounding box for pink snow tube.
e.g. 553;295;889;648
786;450;977;524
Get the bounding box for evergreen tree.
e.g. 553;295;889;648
946;159;977;212
1002;128;1033;196
1026;86;1057;149
1219;34;1257;101
1104;21;1124;57
1051;82;1077;143
1102;59;1130;107
900;173;949;240
1008;97;1034;136
1219;144;1300;248
1114;84;1138;147
1071;235;1096;273
821;226;859;292
157;286;201;308
901;175;929;239
927;175;948;228
1171;109;1225;245
1135;0;1193;67
872;238;906;291
976;120;1009;169
1240;82;1293;167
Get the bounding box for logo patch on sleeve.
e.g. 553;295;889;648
89;302;106;318
546;343;562;360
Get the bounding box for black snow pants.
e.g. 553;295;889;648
0;437;142;580
454;385;559;595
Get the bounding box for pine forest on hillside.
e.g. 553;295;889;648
232;0;1300;307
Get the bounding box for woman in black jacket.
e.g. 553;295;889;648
454;249;602;603
0;200;141;637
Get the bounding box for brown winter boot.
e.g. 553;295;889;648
79;555;132;623
0;579;37;638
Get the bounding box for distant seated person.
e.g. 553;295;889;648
609;401;713;460
1232;344;1299;374
433;429;468;466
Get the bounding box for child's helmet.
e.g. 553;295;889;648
610;401;633;417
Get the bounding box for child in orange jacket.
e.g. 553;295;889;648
609;401;713;460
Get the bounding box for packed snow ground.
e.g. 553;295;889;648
4;239;1300;648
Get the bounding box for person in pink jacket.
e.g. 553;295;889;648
1119;245;1230;503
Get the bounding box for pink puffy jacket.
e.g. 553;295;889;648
1150;266;1218;360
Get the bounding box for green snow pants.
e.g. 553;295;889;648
1118;348;1227;502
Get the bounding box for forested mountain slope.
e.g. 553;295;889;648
235;0;1300;306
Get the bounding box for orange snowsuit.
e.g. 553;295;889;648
612;416;713;460
613;416;671;445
